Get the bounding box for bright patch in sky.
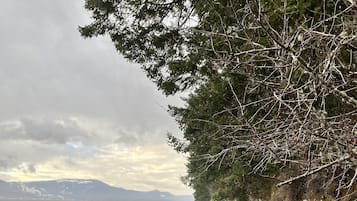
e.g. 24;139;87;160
66;141;83;149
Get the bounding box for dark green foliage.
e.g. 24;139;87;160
169;76;279;200
81;0;357;200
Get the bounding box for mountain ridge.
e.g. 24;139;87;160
0;179;193;201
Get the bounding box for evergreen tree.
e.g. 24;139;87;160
81;0;357;200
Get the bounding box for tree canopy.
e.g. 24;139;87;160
81;0;357;200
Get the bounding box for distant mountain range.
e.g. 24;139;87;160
0;179;194;201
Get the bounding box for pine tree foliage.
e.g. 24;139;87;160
81;0;357;200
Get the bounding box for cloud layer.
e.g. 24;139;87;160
0;0;190;195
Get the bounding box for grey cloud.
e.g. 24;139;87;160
20;118;89;144
115;133;138;146
27;164;37;173
0;118;89;144
0;160;7;169
17;163;37;174
0;159;11;170
0;0;182;135
0;159;36;173
0;140;62;169
0;134;101;171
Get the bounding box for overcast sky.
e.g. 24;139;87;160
0;0;192;195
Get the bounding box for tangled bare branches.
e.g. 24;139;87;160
81;0;357;198
193;0;357;196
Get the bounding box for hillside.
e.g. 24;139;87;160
0;179;193;201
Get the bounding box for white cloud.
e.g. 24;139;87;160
3;143;191;195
